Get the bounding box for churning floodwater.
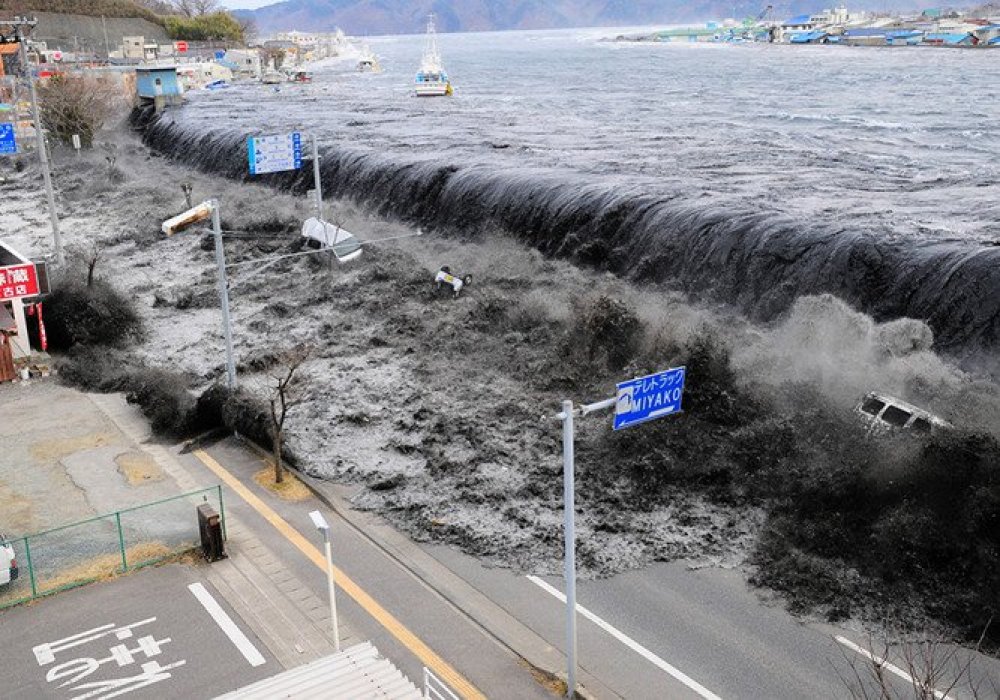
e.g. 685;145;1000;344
137;29;1000;361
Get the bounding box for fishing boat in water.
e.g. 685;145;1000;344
414;16;452;96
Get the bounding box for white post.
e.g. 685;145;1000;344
561;399;577;698
17;23;63;266
210;201;237;389
323;530;341;652
311;134;323;221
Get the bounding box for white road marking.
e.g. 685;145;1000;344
188;583;266;668
526;575;722;700
835;635;955;700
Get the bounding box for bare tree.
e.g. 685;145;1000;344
839;624;996;699
37;74;121;148
68;242;103;287
173;0;219;17
268;347;311;484
237;16;258;45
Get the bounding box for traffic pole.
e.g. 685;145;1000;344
561;399;577;698
16;21;63;266
311;134;323;221
210;200;237;389
322;529;341;652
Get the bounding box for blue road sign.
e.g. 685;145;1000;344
215;50;226;60
0;123;17;155
613;366;686;430
247;132;303;175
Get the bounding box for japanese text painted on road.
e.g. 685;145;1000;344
613;366;686;430
33;616;186;699
0;123;17;155
247;132;302;175
0;262;39;300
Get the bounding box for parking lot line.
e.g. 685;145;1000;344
192;449;486;700
189;582;266;668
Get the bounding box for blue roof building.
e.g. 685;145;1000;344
135;66;183;99
923;32;974;45
789;30;828;43
783;14;813;27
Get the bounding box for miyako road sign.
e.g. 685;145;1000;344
0;123;17;155
614;366;686;430
247;132;303;175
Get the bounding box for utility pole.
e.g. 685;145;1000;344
9;17;63;265
101;15;110;59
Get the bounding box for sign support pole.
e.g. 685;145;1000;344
561;399;577;698
16;21;63;266
311;134;323;221
210;200;237;389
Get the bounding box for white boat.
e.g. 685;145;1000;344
358;44;381;72
414;15;452;97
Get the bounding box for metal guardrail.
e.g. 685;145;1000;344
0;485;224;609
424;667;460;700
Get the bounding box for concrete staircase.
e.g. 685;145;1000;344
215;641;422;699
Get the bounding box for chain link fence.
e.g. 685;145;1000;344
0;485;224;609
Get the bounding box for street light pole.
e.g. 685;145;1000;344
555;395;616;698
209;200;237;389
309;510;341;652
14;18;63;266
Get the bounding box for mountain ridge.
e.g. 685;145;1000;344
234;0;928;36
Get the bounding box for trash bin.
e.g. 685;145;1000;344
198;503;226;562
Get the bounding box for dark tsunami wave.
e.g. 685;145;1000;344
132;106;1000;363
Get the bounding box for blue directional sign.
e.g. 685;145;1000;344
247;132;302;175
0;123;17;155
613;366;686;430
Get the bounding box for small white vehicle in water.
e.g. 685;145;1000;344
435;266;472;298
301;217;363;263
856;392;950;435
0;535;18;586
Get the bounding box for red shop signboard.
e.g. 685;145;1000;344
0;263;40;300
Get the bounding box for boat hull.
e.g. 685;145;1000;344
415;82;452;96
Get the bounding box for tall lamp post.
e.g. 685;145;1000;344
309;509;341;652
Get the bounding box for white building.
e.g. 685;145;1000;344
221;49;263;80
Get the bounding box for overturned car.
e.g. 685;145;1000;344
856;392;951;435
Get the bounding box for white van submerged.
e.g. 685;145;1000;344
856;392;951;435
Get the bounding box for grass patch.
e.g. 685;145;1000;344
37;541;175;593
253;466;312;502
114;452;164;486
29;432;120;463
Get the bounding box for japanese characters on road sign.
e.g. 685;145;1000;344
614;366;686;430
0;123;17;155
247;132;303;175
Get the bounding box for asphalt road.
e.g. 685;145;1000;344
0;564;276;700
424;546;1000;700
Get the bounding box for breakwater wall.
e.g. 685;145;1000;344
132;106;1000;365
